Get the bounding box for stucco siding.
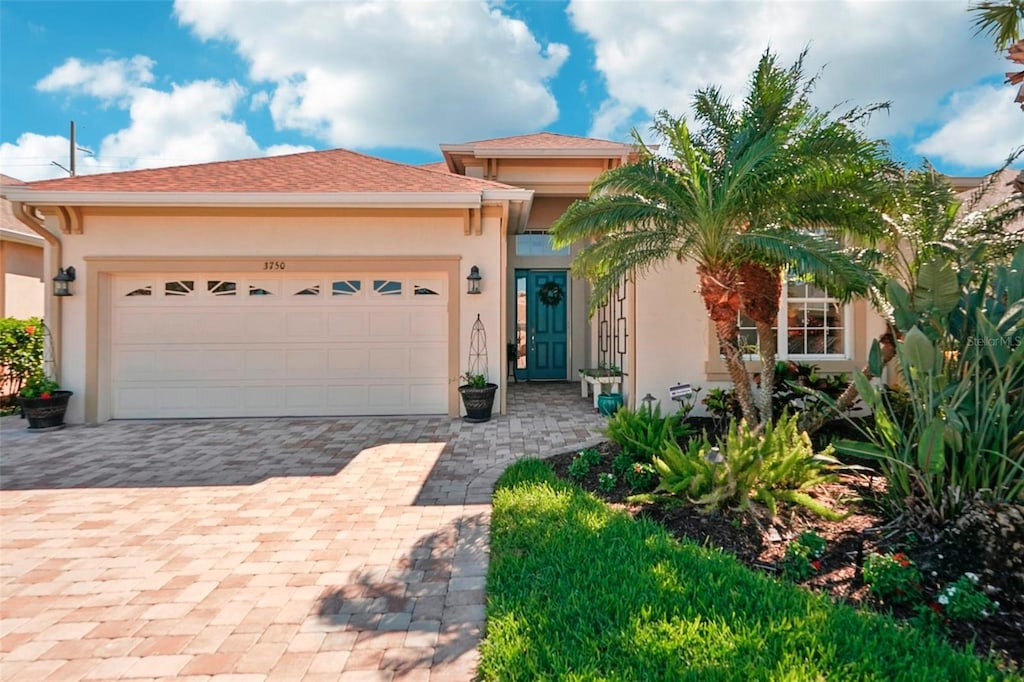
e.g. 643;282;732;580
633;261;711;410
0;240;44;319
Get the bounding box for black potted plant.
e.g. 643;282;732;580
18;373;73;431
458;371;497;423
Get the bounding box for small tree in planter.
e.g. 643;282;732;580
459;314;497;422
18;373;73;431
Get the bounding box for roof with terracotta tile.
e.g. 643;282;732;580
419;161;452;173
14;148;518;194
0;174;41;240
453;132;633;150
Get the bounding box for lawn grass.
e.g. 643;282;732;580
478;458;1018;682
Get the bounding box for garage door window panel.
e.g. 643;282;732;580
208;280;237;296
165;280;195;296
248;280;279;297
414;279;443;296
332;280;362;296
374;279;402;296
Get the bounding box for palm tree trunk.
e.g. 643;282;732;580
801;332;897;434
713;317;759;424
699;265;758;424
738;262;782;427
754;322;777;424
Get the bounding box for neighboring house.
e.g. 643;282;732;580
947;169;1024;233
0;174;45;319
0;133;1014;425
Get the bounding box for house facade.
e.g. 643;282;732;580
1;174;45;320
3;133;889;424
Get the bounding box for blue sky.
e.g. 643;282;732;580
1;0;1021;182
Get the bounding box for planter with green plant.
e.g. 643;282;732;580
18;373;73;431
459;371;497;423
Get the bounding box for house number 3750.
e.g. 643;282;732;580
263;261;286;271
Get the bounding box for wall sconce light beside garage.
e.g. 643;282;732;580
53;266;76;297
466;265;482;295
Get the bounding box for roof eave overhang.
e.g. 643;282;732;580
0;190;531;209
471;148;634;159
0;226;45;246
439;145;635;160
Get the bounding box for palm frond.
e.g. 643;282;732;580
736;229;876;300
970;0;1024;49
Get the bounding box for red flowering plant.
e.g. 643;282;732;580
862;551;922;604
780;531;827;582
20;373;61;400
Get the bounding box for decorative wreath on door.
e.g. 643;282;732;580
538;281;564;307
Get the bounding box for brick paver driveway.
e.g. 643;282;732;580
1;383;604;681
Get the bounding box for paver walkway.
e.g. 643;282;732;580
1;382;605;681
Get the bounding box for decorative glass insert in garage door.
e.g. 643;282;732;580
115;275;447;304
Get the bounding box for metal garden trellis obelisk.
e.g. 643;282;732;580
468;314;488;381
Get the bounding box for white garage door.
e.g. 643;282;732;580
110;272;449;418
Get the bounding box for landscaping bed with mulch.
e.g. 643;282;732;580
546;439;1024;674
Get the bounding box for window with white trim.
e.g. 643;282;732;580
730;274;848;360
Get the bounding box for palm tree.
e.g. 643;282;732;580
551;49;892;427
969;1;1024;109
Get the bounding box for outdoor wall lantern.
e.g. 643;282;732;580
467;265;482;295
53;266;76;297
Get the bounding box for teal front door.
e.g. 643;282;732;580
515;270;568;381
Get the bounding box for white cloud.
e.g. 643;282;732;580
36;56;155;102
914;85;1024;170
264;143;316;157
0;132;102;181
173;0;568;149
566;0;1008;166
20;55;300;175
250;90;270;111
97;80;261;171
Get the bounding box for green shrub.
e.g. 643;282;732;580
0;318;44;402
567;448;602;480
604;400;693;464
612;450;634;476
653;412;844;519
597;472;617;492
